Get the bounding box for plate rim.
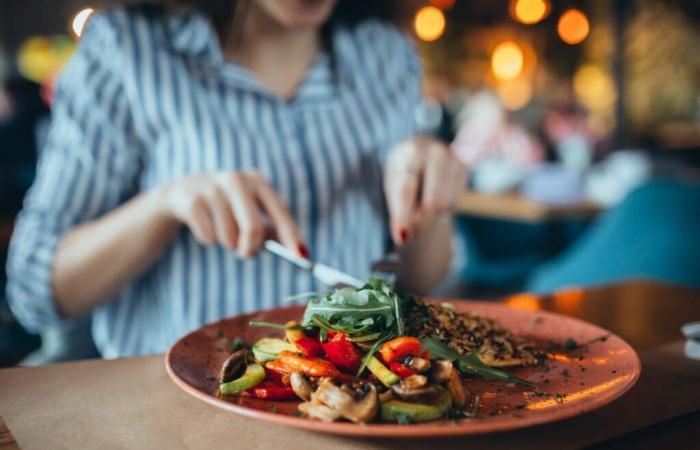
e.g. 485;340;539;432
165;300;642;437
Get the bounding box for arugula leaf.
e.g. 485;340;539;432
421;338;534;387
302;279;407;335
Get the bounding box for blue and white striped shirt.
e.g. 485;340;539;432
6;8;424;357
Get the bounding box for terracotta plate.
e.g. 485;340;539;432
165;301;641;437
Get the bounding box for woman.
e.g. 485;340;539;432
7;0;467;358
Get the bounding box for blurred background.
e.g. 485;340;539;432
1;0;699;365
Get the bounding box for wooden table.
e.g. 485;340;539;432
455;190;601;222
1;281;699;449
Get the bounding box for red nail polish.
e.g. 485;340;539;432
298;244;309;259
399;228;409;244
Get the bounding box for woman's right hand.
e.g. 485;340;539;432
158;171;307;258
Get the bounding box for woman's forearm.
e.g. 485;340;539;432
397;215;453;295
53;188;179;317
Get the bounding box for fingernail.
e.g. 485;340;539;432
298;244;309;259
399;228;409;244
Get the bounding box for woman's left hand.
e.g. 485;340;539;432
384;136;468;245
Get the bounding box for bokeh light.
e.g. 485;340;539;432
497;78;533;110
558;9;590;45
72;8;94;38
414;6;446;42
573;64;617;110
511;0;550;25
491;41;524;80
17;36;75;83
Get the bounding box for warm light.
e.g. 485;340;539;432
497;78;533;110
491;41;524;81
573;64;617;110
414;6;446;42
72;8;94;38
505;293;540;311
525;373;633;410
512;0;550;25
430;0;456;9
552;288;584;315
557;9;590;45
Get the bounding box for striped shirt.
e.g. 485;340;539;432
6;8;424;357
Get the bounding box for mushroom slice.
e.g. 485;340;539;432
431;359;453;383
391;383;442;403
219;349;248;383
447;368;468;406
298;402;342;422
290;372;313;401
342;384;379;423
402;374;428;389
311;379;355;412
378;389;394;403
406;356;431;373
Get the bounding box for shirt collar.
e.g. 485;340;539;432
165;12;354;103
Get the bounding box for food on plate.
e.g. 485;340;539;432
217;279;539;423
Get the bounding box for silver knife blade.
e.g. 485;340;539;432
264;240;363;289
312;263;364;289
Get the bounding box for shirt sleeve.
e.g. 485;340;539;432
6;11;141;332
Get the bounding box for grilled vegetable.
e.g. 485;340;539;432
277;350;340;378
379;337;421;364
252;338;296;362
219;363;265;396
380;386;452;423
321;332;362;372
366;356;400;387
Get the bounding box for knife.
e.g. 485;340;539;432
263;240;364;289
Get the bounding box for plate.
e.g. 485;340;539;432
165;300;641;437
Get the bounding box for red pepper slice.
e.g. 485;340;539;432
320;332;362;373
379;337;422;364
389;361;416;378
244;381;298;400
294;337;324;358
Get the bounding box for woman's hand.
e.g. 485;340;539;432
385;136;468;245
159;171;306;258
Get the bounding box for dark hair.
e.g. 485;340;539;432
149;1;406;46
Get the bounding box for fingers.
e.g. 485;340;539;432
253;173;307;258
418;142;450;228
208;186;238;249
181;194;216;245
221;173;266;258
386;141;422;246
386;138;469;245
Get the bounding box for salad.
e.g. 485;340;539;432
217;279;539;424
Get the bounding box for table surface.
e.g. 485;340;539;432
1;280;699;450
455;190;601;222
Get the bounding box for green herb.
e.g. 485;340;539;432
356;333;394;377
249;321;304;330
292;410;303;417
319;327;328;342
447;394;480;419
394;411;412;425
347;332;382;343
562;369;570;378
555;393;565;404
421;338;534;386
301;278;408;336
564;338;578;351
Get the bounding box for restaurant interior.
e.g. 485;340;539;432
0;0;699;448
